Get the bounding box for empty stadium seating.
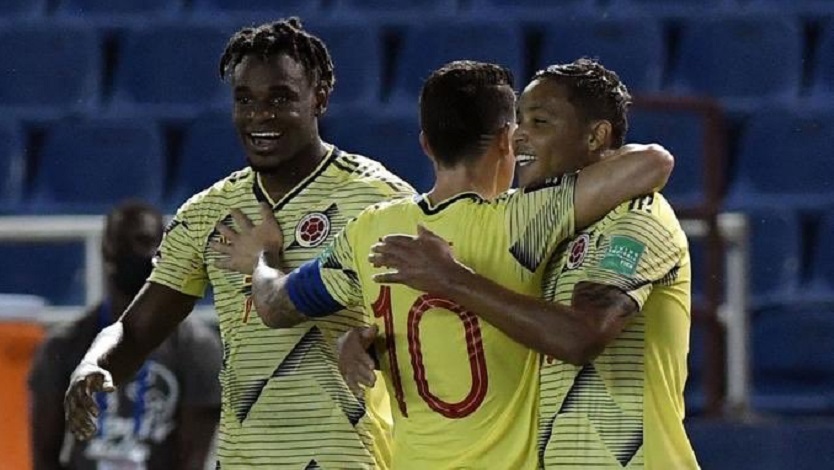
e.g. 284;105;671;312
538;18;665;93
31;119;164;213
0;243;85;305
321;108;433;192
811;23;834;100
0;121;23;213
315;23;384;109
747;208;803;305
55;0;182;24
670;16;803;108
0;25;100;118
727;107;834;209
0;0;46;19
388;20;524;106
190;0;321;21
809;210;834;295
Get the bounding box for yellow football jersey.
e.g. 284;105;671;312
538;193;699;469
286;175;577;469
150;145;413;469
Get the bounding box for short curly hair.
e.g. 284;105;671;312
219;17;335;96
533;58;632;148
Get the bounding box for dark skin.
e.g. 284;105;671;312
63;52;327;463
340;78;645;393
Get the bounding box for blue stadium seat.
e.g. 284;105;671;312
538;18;665;93
56;0;181;23
31;119;164;213
812;24;834;100
747;208;803;305
190;0;321;21
606;0;729;16
332;0;457;19
0;25;99;118
111;24;230;117
753;304;834;414
468;0;592;18
627;107;707;207
670;17;802;107
0;0;46;19
315;23;383;109
389;20;524;106
727;108;834;208
170;112;244;208
743;0;834;14
321;108;432;192
809;210;834;296
0;243;85;305
0;120;24;213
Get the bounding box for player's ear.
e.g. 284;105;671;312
496;122;514;156
314;87;329;117
588;120;612;153
419;131;437;164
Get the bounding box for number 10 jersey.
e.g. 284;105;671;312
288;175;576;469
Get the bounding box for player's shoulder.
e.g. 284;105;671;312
172;167;253;223
612;193;686;239
331;148;415;196
353;195;417;223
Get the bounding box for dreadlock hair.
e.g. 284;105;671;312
420;60;516;168
219;17;335;96
533;58;632;148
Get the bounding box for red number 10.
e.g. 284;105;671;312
371;286;488;419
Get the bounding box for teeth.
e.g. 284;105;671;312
250;132;282;139
516;154;536;167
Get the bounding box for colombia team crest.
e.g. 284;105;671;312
566;233;590;269
295;212;331;248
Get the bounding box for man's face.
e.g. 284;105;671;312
514;78;595;187
231;53;323;173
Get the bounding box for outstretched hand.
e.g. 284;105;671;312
210;203;284;275
64;362;115;441
369;225;470;295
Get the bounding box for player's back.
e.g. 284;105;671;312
334;178;576;469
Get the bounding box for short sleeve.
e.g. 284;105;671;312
582;209;684;309
149;199;209;297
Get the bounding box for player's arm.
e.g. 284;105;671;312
574;143;673;229
251;250;312;328
65;284;198;440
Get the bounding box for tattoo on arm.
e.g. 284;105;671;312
572;281;638;319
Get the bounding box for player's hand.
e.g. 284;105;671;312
64;361;115;441
210;203;284;275
369;225;470;295
337;325;378;397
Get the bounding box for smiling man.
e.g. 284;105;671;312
64;18;412;469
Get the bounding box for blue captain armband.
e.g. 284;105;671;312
285;259;345;318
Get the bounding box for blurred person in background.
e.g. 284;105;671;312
29;200;222;470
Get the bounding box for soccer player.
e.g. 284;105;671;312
248;60;674;469
63;18;412;469
365;59;699;469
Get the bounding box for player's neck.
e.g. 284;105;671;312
257;140;328;201
429;164;502;203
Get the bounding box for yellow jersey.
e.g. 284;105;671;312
538;193;699;469
150;146;413;469
286;175;577;469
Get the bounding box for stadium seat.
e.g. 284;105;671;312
670;17;802;107
606;0;729;16
537;18;665;93
753;304;834;414
0;25;99;118
110;24;231;117
31;119;164;213
627;106;708;208
315;23;383;109
727;108;834;208
0;243;85;305
321;108;433;192
468;0;592;18
389;20;524;106
331;0;457;19
170;112;244;207
0;121;24;213
55;0;181;23
746;208;803;305
0;0;46;19
811;24;834;100
809;210;834;296
190;0;321;21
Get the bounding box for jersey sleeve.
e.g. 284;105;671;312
149;198;210;298
582;201;685;309
505;173;577;272
285;215;365;316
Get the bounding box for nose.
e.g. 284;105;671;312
247;104;277;120
513;124;528;147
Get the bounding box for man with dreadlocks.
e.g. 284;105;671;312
65;17;412;469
